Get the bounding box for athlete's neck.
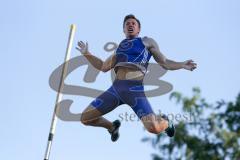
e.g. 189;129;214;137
126;35;139;39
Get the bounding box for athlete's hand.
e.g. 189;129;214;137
76;41;88;54
182;60;197;71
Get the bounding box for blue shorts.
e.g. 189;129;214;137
90;79;154;119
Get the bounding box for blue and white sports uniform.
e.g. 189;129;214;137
114;37;152;73
91;37;154;118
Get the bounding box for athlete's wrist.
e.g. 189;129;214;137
82;50;91;55
179;62;185;69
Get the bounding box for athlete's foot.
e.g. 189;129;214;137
108;120;121;142
161;114;175;137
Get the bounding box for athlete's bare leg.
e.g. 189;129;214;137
141;113;168;134
80;105;115;131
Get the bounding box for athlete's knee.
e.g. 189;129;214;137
145;123;164;134
80;115;89;125
80;105;101;125
80;113;95;126
146;126;160;134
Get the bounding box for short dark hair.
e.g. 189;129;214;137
123;14;141;28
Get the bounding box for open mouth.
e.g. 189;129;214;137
128;28;134;33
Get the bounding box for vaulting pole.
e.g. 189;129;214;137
44;24;76;160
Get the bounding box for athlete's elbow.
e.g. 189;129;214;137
101;66;110;72
156;59;168;70
101;69;109;72
159;62;169;70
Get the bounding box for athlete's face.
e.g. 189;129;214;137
123;18;140;38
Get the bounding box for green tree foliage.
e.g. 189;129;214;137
142;88;240;160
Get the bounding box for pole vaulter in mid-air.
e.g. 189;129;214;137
76;14;197;142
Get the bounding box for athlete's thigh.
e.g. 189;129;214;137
131;96;154;119
81;105;104;122
120;83;154;119
82;86;122;120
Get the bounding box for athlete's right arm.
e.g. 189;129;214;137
76;41;116;72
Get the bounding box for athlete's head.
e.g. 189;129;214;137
123;14;141;38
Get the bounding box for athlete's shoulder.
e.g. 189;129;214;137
142;36;156;43
141;36;157;48
142;36;150;41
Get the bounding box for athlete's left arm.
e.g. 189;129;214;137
143;37;197;71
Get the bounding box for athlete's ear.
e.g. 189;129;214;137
123;27;126;34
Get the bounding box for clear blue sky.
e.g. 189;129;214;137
1;0;240;159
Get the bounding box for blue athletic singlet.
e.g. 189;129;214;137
90;37;154;119
114;37;152;73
